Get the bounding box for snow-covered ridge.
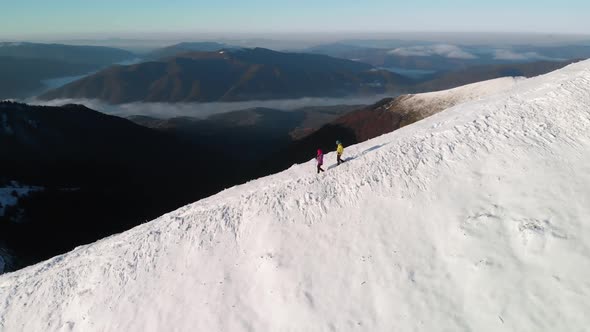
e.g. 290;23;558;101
1;60;590;331
391;76;523;120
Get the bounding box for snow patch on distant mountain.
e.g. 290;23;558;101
0;182;43;217
1;60;589;331
0;248;14;275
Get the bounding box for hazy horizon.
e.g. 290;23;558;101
2;0;589;42
2;32;590;53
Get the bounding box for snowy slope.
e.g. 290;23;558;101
1;60;590;331
391;76;523;120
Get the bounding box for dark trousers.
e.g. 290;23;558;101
337;153;343;165
317;164;324;173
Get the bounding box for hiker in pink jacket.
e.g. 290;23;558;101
316;149;325;174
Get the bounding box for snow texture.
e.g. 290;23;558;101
1;60;590;331
394;76;523;120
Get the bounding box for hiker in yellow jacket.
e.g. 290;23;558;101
336;140;345;165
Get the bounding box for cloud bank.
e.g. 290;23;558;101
388;44;477;59
28;95;393;119
492;49;562;61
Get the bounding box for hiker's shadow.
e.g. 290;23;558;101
343;143;387;162
326;143;388;170
362;143;387;155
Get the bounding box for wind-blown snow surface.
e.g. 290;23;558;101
396;76;523;120
2;61;590;331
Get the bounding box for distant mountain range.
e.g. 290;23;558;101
38;48;411;103
145;42;235;59
0;42;135;66
36;46;581;105
306;42;590;71
3;40;589;102
0;42;137;99
0;56;96;99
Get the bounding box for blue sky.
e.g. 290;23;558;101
1;0;589;39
